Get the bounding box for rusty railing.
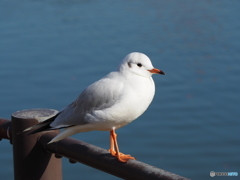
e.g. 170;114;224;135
0;109;190;180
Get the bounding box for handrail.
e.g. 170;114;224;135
39;133;189;180
0;109;190;180
0;118;12;140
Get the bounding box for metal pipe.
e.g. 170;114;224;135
0;118;12;140
11;109;62;180
39;133;190;180
1;109;189;180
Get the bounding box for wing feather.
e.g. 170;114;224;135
50;72;124;127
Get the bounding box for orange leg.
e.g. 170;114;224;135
108;130;116;156
108;129;136;162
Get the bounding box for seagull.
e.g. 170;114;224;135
25;52;165;162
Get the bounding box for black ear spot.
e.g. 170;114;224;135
137;63;142;67
128;62;132;68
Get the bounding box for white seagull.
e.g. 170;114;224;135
26;52;165;162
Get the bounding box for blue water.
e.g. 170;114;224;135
1;0;240;179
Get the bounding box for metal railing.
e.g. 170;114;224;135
0;109;190;180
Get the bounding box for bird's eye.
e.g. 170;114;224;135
137;63;142;67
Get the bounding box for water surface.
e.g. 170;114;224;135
0;0;240;179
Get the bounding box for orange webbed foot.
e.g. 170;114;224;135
108;149;117;156
116;153;136;162
108;150;136;162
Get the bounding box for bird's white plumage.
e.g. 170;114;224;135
48;52;159;143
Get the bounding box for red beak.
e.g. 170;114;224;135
148;68;165;75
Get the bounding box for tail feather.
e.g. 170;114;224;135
47;127;76;144
24;113;60;135
47;124;91;144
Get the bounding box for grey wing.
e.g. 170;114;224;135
50;74;124;128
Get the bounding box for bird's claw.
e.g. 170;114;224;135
108;149;136;162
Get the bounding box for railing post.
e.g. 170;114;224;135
11;109;62;180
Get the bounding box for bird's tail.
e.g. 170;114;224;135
47;124;91;144
22;113;60;135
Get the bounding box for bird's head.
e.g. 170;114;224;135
118;52;165;78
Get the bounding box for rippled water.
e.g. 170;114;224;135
1;0;240;179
